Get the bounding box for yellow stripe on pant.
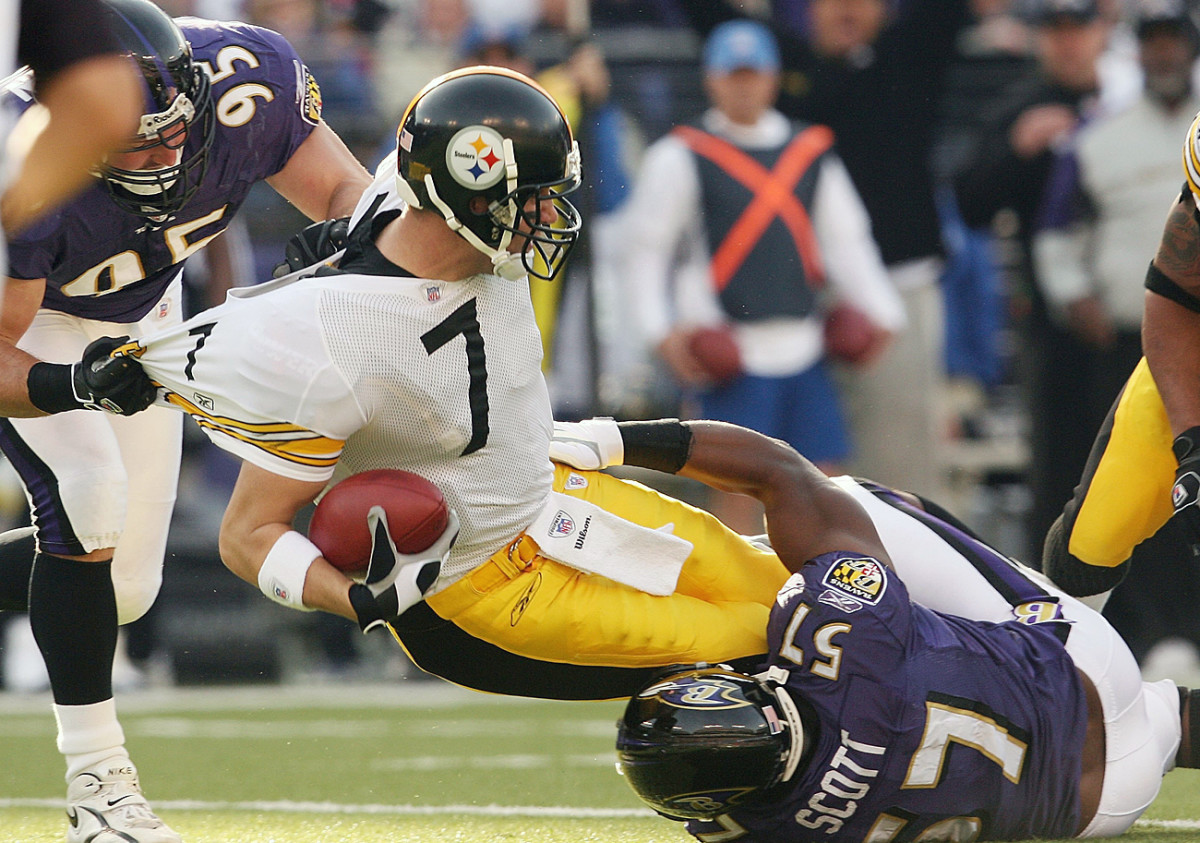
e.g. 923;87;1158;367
1067;357;1177;568
424;464;789;677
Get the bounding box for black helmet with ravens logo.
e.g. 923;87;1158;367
616;665;808;820
395;66;582;281
99;0;215;221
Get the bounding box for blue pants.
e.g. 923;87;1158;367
698;363;851;465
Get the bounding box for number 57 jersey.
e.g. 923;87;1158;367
133;267;556;586
690;551;1089;842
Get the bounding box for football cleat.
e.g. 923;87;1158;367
66;757;181;843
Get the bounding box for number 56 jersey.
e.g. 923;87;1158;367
7;18;319;322
133;267;556;588
690;552;1089;842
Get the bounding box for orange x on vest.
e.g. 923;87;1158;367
674;124;834;292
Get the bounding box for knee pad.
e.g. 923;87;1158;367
1043;516;1129;597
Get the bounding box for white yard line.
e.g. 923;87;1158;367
0;798;1196;828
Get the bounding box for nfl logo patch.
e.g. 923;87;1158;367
549;510;575;537
157;300;170;318
565;473;588;491
425;285;442;302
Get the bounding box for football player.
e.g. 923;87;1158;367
121;67;794;704
0;1;369;841
605;419;1195;841
1042;103;1200;605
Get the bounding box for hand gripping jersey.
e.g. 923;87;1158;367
134;260;555;590
5;18;320;322
688;553;1088;842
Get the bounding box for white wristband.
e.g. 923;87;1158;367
258;530;321;611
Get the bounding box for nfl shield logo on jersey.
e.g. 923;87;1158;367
549;510;575;537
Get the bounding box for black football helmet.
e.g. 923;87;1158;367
99;0;215;221
395;66;581;281
615;666;806;820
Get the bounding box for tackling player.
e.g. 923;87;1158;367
78;72;1193;839
0;1;369;841
609;420;1195;841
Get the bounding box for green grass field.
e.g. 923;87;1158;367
2;681;1198;842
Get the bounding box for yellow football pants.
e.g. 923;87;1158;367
403;464;790;699
1061;357;1177;569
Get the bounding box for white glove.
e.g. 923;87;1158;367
548;417;625;470
357;506;460;632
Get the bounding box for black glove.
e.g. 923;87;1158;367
26;336;157;416
1172;426;1200;539
272;217;351;278
348;507;458;633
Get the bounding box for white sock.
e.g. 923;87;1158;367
54;699;127;780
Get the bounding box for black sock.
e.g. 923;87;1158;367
0;527;37;611
29;553;116;705
1041;516;1129;596
1179;687;1200;769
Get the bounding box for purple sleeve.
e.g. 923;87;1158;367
767;552;911;673
182;20;321;180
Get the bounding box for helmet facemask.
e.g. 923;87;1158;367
97;0;217;224
101;65;214;223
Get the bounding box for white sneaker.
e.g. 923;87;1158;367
66;758;181;843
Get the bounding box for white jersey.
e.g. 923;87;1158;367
136;264;555;587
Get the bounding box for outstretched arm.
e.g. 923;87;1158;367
1145;195;1200;436
677;421;892;571
551;418;891;571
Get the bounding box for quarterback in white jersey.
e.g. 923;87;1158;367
121;68;802;702
137;190;555;586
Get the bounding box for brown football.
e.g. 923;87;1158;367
308;469;449;574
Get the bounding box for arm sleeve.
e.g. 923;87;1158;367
813;155;906;331
18;0;121;81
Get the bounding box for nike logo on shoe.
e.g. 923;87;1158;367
107;795;135;807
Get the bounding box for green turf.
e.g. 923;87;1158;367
2;683;1198;842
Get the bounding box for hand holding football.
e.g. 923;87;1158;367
308;469;450;574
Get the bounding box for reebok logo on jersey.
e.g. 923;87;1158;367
818;589;863;614
823;556;886;605
548;511;575;537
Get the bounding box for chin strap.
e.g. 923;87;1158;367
756;665;805;784
412;140;529;281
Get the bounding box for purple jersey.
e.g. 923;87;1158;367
688;552;1088;842
6;19;320;322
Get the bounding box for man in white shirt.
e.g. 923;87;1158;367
616;19;904;533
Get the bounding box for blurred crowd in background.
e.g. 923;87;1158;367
6;0;1200;691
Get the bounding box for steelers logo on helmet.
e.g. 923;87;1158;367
446;126;508;190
